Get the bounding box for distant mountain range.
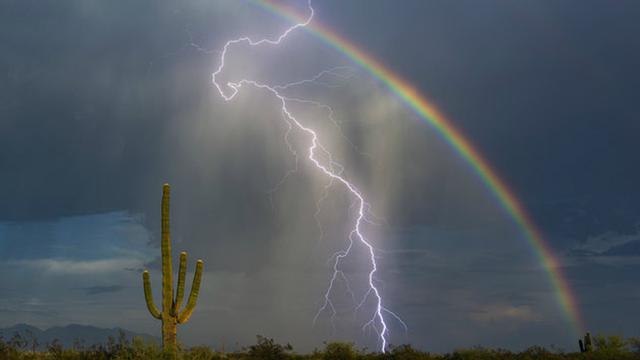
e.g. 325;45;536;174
0;324;158;349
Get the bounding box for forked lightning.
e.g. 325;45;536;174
211;0;405;351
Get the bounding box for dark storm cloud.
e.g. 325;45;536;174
2;0;640;353
81;285;125;296
0;0;323;274
317;0;640;243
602;241;640;257
0;0;184;220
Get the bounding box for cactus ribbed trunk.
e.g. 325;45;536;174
142;184;204;355
162;314;177;352
160;185;175;352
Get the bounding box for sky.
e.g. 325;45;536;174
1;0;639;353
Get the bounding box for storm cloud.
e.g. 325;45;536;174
1;0;639;353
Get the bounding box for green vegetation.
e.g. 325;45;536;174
1;333;640;360
143;184;204;354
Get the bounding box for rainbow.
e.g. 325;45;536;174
252;0;584;336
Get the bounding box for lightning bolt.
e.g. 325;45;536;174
212;0;405;352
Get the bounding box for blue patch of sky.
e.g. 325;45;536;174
0;211;153;262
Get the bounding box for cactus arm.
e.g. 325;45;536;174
143;271;161;319
172;252;188;315
177;260;203;324
161;184;173;313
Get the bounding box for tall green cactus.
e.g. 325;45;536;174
142;184;204;353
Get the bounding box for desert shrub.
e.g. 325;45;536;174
322;341;359;360
628;337;640;353
0;337;22;360
385;344;433;360
445;347;515;360
593;334;627;354
516;346;560;360
5;333;640;360
183;345;226;360
112;337;164;360
245;335;293;360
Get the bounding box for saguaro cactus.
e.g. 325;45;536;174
142;184;203;353
579;332;593;352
